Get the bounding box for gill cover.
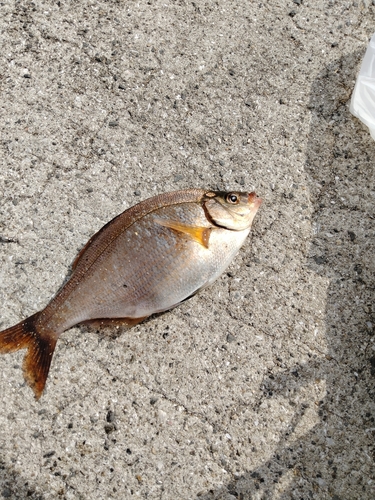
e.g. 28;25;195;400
204;191;261;230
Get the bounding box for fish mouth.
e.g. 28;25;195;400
248;192;262;210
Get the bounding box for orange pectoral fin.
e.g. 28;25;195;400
154;219;211;248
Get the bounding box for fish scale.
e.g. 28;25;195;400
0;188;261;399
67;204;219;321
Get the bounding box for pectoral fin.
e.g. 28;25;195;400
155;219;211;248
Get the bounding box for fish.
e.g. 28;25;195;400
0;188;261;399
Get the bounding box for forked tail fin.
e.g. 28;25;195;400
0;312;57;399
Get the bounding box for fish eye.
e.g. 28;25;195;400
226;193;239;204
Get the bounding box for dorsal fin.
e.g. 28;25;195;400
72;235;96;270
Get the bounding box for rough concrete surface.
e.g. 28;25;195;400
0;0;375;499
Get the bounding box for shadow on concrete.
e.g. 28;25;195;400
0;457;43;499
199;51;375;499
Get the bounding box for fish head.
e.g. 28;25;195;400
203;191;262;230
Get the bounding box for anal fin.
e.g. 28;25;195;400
81;316;148;329
155;219;211;248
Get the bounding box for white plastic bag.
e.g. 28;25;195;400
350;33;375;140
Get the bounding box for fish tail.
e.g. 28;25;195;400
0;312;57;399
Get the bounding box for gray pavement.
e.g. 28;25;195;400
1;0;375;499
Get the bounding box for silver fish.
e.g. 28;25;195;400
0;188;261;398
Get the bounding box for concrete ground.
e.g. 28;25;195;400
0;0;375;498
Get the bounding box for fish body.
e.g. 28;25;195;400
0;188;261;398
